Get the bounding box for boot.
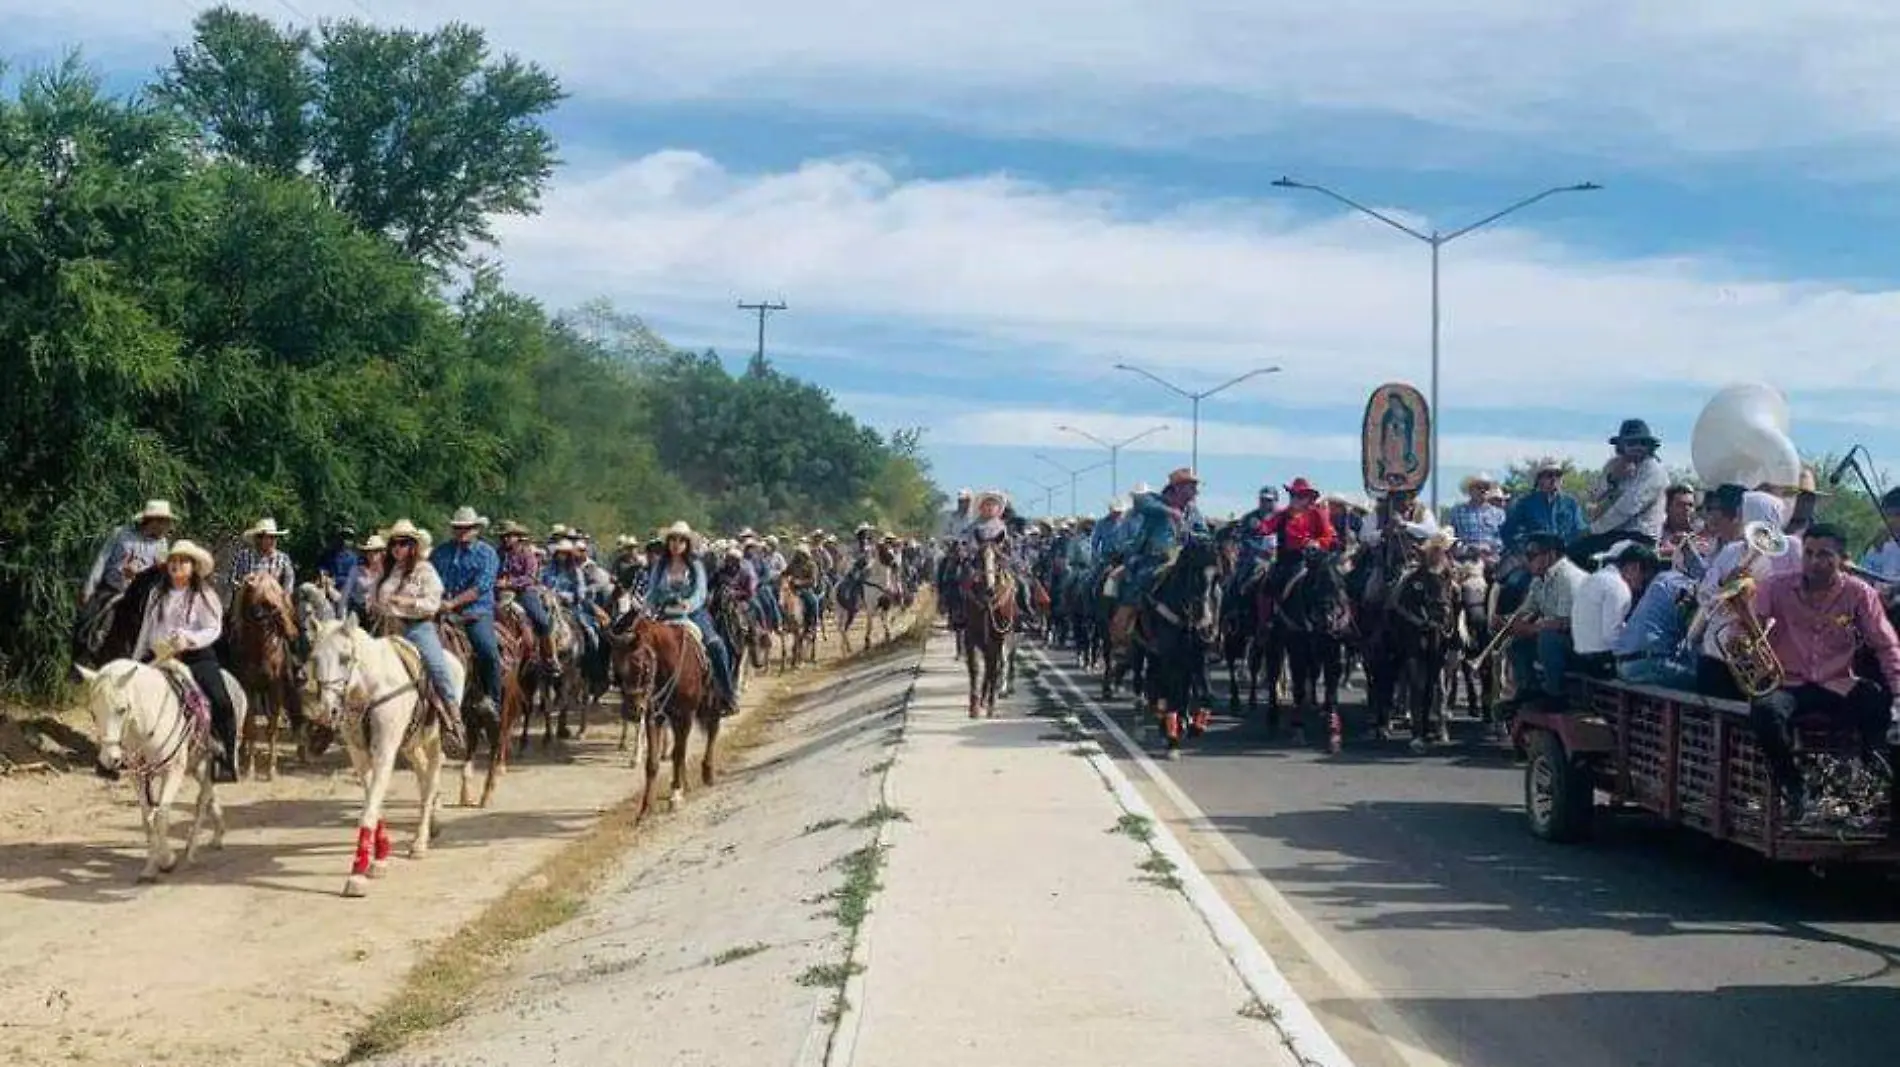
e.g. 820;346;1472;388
437;698;469;761
539;632;560;677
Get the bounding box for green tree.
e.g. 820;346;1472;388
158;7;564;265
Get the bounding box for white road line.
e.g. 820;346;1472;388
1032;647;1461;1067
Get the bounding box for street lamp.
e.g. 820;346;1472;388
1271;176;1601;511
1034;453;1109;516
1021;479;1061;518
1111;364;1281;473
1057;423;1170;502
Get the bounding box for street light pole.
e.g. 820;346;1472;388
1271;177;1600;512
1057;423;1170;501
1035;453;1109;515
1110;365;1281;473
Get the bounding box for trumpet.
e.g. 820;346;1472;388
1682;521;1790;699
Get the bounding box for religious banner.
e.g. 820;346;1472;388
1361;382;1431;496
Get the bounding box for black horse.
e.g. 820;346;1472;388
1365;562;1458;751
1264;546;1353;750
1133;537;1221;759
71;565;170;668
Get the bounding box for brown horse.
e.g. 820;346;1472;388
230;573;304;780
461;606;531;807
614;616;723;822
962;541;1017;718
775;575;814;672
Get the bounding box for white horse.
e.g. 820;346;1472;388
305;615;457;898
76;660;240;882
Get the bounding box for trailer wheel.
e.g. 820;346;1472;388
1525;729;1594;843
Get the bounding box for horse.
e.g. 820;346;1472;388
229;572;305;779
75;660;239;882
1099;558;1147;699
773;575;817;672
74;565;171;668
962;540;1017;718
1132;537;1221;758
1366;562;1459;752
710;579;755;695
614;614;723;823
305;616;456;897
519;599;585;752
833;563;867;653
1442;552;1502;730
1220;560;1264;714
1262;546;1353;752
464;601;532;808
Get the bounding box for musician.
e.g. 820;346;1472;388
1571;541;1648;676
1657;484;1699;561
1569;419;1669;566
1612;548;1696;689
1747;523;1900;822
1693;487;1801;700
1503;532;1586;712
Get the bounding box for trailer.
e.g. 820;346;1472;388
1514;677;1899;862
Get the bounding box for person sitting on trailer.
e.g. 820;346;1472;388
1611;544;1696;690
1570;540;1645;678
1501;532;1586;714
1856;487;1900;600
1746;523;1900;822
1693;487;1801;700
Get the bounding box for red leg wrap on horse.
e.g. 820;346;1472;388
373;820;392;862
1164;711;1182;741
351;826;374;876
1191;709;1211;731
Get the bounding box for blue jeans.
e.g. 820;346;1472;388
1616;655;1696;690
517;588;551;636
1507;630;1571;701
1118;557;1160;607
686;610;736;702
798;589;821;627
402;620;463;709
755;586;782;629
459;612;504;707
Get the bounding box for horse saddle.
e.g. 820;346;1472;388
153;660;213;738
386;636;452;725
660;611;705;647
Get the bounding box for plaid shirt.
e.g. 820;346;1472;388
225;546;295;598
1444;502;1506;552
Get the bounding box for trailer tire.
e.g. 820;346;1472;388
1525;729;1594;843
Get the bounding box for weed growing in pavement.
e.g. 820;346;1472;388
1109;813;1155;843
828;843;888;930
861;758;894;777
711;943;771;967
1238;997;1281;1023
851;803;909;829
797;961;865;988
801;817;847;835
1136;853;1184;892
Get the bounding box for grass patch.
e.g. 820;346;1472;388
710;942;771;967
797;961;865;988
850;803;909;830
1109;813;1154;843
801;817;847;836
861;758;894;777
1136;851;1184;893
1238;997;1281;1023
826;842;888;932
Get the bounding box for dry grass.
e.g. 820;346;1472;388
341;604;931;1063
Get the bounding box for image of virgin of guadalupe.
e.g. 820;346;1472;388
1376;388;1421;488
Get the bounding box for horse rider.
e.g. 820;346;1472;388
545;539;604;655
1226;484;1284;610
1118;469;1210;613
1359;487;1435;551
715;543;759;610
646;521;739;715
371;520;466;757
785;542;825;626
1445;474;1507;561
610;535;645;592
76;499;175;651
1570;418;1669;566
497;521;558;673
939;489;973;542
959;491;1033;613
430;507;503;726
346;533;386;625
133;540;240;782
227;517;296;601
315;522;361;602
1498;457;1587;600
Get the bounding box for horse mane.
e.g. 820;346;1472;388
238;573;299;639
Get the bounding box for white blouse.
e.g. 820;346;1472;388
134;587;223;660
372;562;445;622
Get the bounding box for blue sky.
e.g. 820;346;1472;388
16;1;1900;519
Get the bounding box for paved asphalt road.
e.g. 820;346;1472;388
1032;646;1900;1067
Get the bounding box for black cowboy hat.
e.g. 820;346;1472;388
1609;418;1661;447
1523;532;1567;554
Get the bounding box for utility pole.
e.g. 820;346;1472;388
1057;423;1170;502
1034;454;1109;516
736;299;788;364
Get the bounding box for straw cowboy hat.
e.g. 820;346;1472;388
166;539;216;576
552;538;581;555
1530;456;1568;476
359;533;388;552
549;523;570;538
497;520;529;538
243;517;289;540
1129;481;1151;497
135;500;176;524
973;490;1008;511
1106;498;1126;512
448;506;489;528
1460;472;1498;493
1167;468;1200;488
383;518;432;552
660;521;695;542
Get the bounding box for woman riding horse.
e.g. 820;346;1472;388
645;522;739;716
369;519;466;757
132;540;241;782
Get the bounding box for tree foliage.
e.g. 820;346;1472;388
0;33;940;693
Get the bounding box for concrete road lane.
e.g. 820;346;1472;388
1033;649;1900;1067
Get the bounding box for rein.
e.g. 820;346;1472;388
121;675;208;807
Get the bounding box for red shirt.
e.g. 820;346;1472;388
1259;506;1337;553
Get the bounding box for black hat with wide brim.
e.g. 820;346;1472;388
1609;418;1661;447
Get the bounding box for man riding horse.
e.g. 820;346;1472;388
74;499;175;661
1107;470;1209;691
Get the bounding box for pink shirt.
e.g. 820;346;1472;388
1753;572;1900;696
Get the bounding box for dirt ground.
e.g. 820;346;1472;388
0;618;897;1067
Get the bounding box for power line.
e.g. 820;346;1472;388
736;299;788;362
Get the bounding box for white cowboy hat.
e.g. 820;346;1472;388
549;523;570;538
956;488;972;499
135;499;176;523
359;533;388;552
1130;482;1151;496
384;518;433;552
448;506;488;528
765;534;781;546
737;527;757;539
165;539;215;576
244;517;289;540
552;538;580;555
613;534;635;548
1106;498;1125;512
972;490;1008;511
661;521;695;541
1460;472;1497;492
1531;456;1567;476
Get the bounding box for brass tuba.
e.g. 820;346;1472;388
1683;520;1791;698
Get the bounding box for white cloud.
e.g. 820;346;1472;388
491;150;1900;414
18;1;1900;162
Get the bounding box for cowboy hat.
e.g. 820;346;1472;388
1129;481;1151;496
661;520;695;542
359;533;388;552
1460;472;1497;492
448;506;488;528
1167;467;1199;488
243;518;289;540
134;499;176;523
855;522;875;534
552;538;581;555
724;545;743;560
973;490;1008;510
1531;456;1568;476
497;520;529;537
955;488;972;499
384;519;432;552
165;539;215;576
549;523;570;538
1285;477;1320;499
1609;419;1661;447
793;543;814;556
765;534;781;546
